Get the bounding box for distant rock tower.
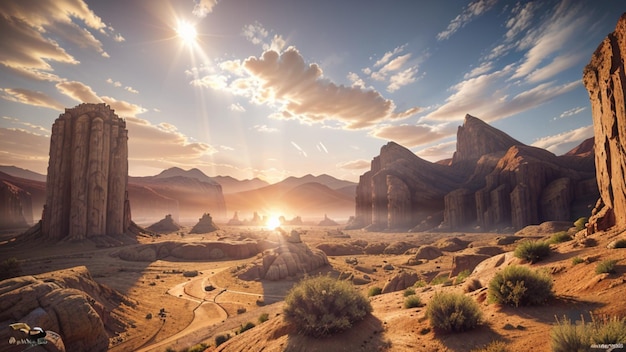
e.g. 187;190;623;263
41;103;132;240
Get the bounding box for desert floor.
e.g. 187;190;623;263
1;224;625;352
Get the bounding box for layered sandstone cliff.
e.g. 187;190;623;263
41;103;132;240
583;13;626;232
352;114;598;231
0;177;31;229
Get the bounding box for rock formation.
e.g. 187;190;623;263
0;177;31;229
189;213;219;233
583;13;626;232
146;214;182;233
39;103;132;240
0;266;135;352
317;214;339;226
352;114;598;231
227;212;244;225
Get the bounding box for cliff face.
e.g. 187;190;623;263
41;103;132;240
583;13;626;232
353;115;598;231
0;178;31;229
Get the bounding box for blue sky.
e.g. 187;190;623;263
0;0;623;183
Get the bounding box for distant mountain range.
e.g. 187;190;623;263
0;165;357;225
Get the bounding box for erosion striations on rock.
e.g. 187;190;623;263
0;174;31;229
39;104;132;240
583;13;626;232
351;114;598;231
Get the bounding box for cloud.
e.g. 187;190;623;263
2;116;50;134
0;88;64;110
416;140;457;162
505;2;536;42
240;48;420;129
337;159;370;170
242;22;285;52
229;103;246;112
125;86;139;94
557;106;586;119
192;0;218;18
0;0;120;80
101;96;147;117
437;0;498;40
55;80;146;117
366;45;419;92
387;66;419;93
253;124;278;133
369;123;455;148
531;125;594;154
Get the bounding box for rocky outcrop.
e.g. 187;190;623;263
0;266;134;352
318;214;339;226
583;13;626;232
38;103;132;240
227;212;244;225
353;114;598;231
0;178;31;229
114;240;263;261
146;214;182;233
189;213;219;234
450;254;490;277
382;271;419;294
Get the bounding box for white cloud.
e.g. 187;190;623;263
229;103;246;112
556;106;586;119
337;159;370;170
125;86;139;94
531;125;594;154
253;124;278;133
0;88;64;110
437;0;498;40
416;140;457;162
192;0;218;18
369;123;455;148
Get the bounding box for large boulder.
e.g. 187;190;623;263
382;271;420;293
583;13;626;232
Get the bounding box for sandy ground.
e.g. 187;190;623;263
1;224;625;352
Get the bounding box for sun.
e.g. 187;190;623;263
176;20;197;45
266;216;282;230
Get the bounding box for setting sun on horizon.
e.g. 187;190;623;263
265;215;282;230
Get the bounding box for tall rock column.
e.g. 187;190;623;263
41;103;132;240
583;13;626;232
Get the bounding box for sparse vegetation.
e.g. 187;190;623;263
185;343;208;352
403;288;415;297
595;259;618;274
488;265;553;307
215;333;230;347
368;286;383;297
426;292;482;332
0;257;22;281
413;280;427;288
574;217;588;231
613;239;626;248
258;312;269;323
284;275;372;337
238;322;255;334
551;315;626;352
470;340;509;352
430;275;452;286
514;240;551;263
571;256;585;265
549;231;572;244
454;269;471;285
464;278;483;293
404;295;422;308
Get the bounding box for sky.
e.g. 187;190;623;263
0;0;623;183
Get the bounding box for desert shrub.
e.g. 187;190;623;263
464;278;483;293
236;307;247;314
574;217;588;231
403;288;416;297
368;286;382;297
470;340;509;352
215;333;230;347
595;259;618;274
413;280;427;288
186;343;208;352
430;275;452;286
404;295;422;309
571;256;584;265
454;269;471;285
165;347;176;352
488;265;553;307
238;322;255;333
0;257;22;281
514;240;551;263
284;275;372;337
549;231;572;244
426;292;482;332
551;315;626;352
613;239;626;249
258;312;269;323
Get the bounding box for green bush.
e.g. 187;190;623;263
426;292;482;332
551;315;626;352
595;259;618;274
186;343;208;352
215;334;230;347
488;265;553;307
0;257;22;281
430;275;452;286
454;269;471;285
470;340;509;352
404;295;422;309
414;280;427;288
403;288;415;297
571;257;584;266
238;322;255;334
284;275;372;337
574;217;588;231
368;286;382;297
549;231;572;244
613;239;626;248
258;312;269;323
514;240;551;263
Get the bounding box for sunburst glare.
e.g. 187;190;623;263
266;215;282;230
176;20;198;45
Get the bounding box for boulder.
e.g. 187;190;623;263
435;237;469;252
382;271;420;293
450;254;491;277
383;241;417;254
412;245;443;260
